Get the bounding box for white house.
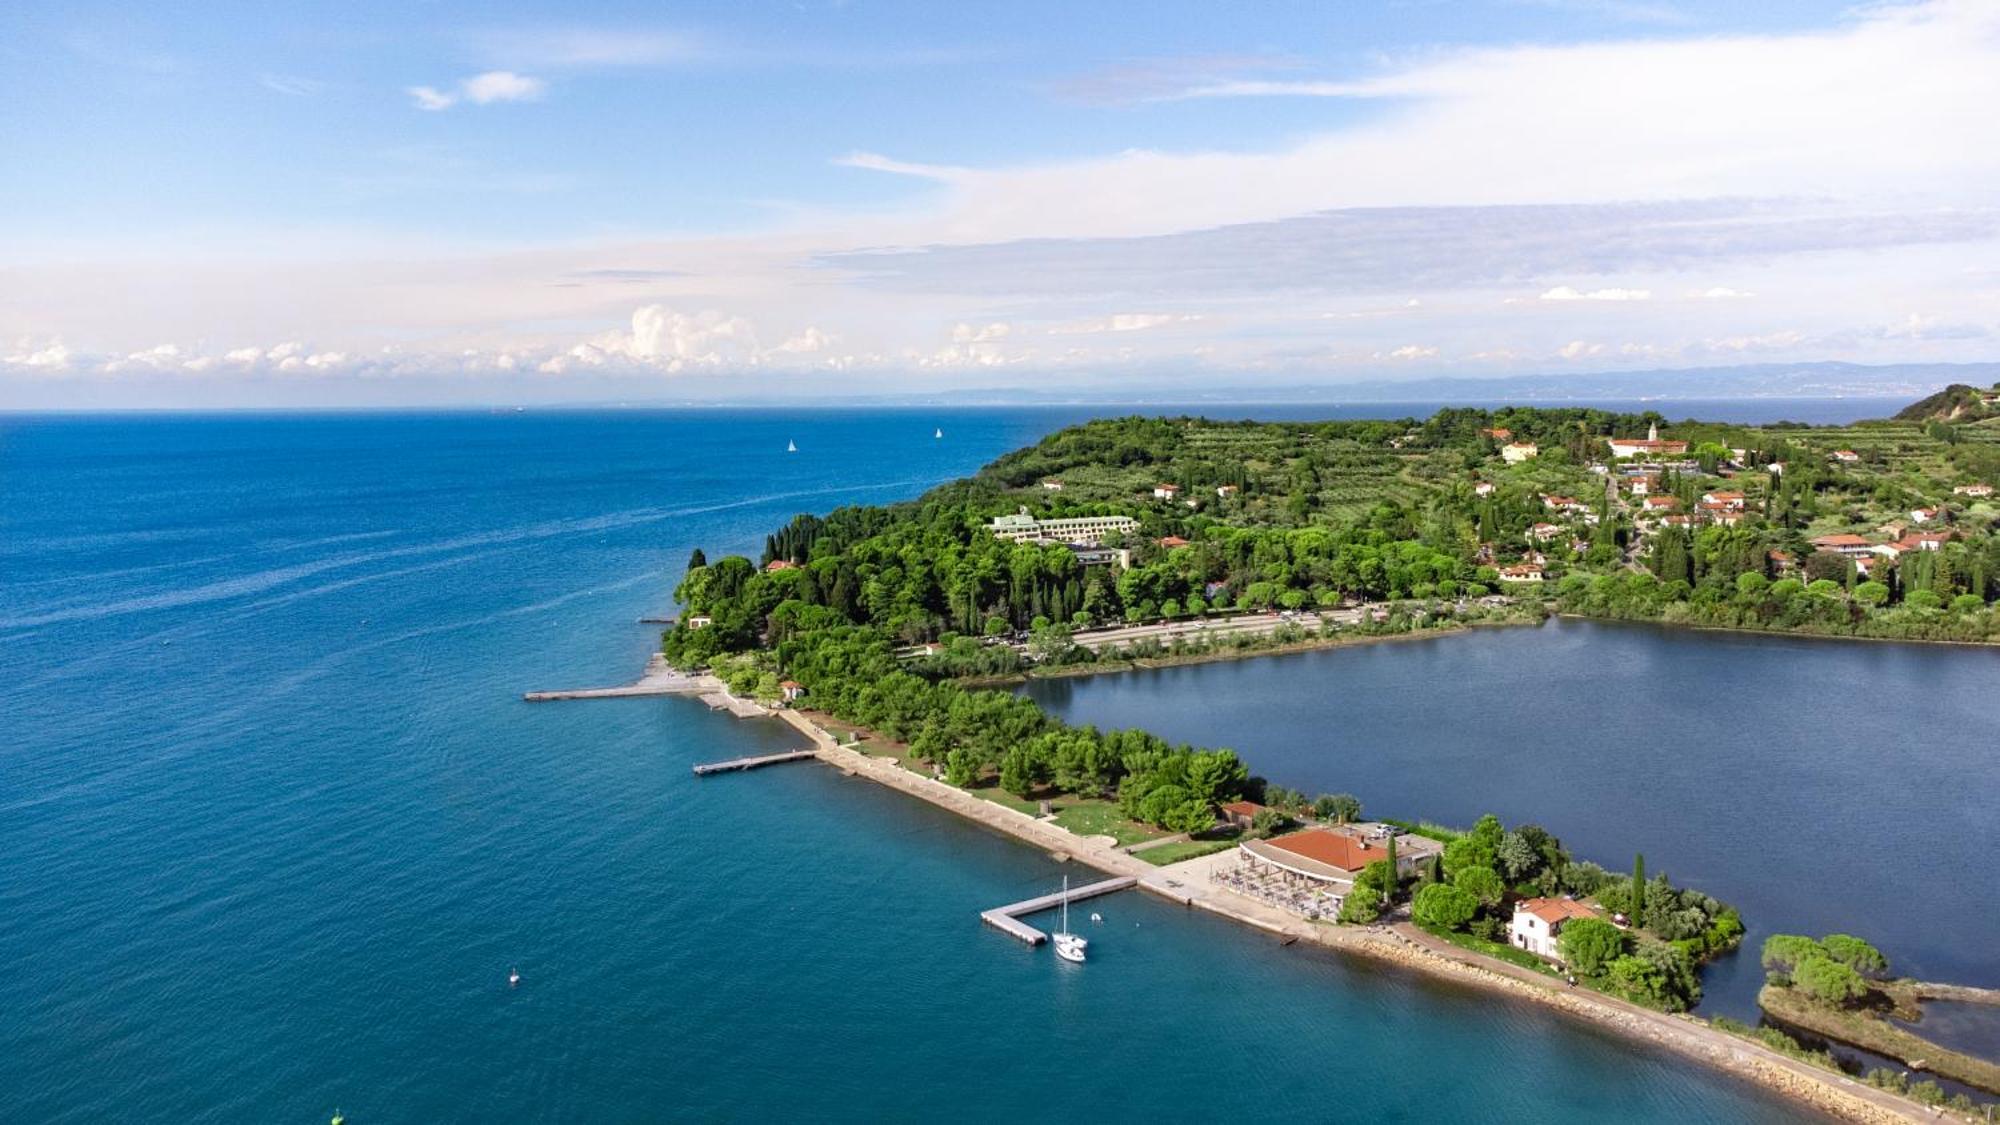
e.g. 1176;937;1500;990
1909;506;1939;524
683;615;712;629
1153;483;1180;500
1831;449;1861;463
1040;478;1065;491
1215;484;1239;498
1497;564;1545;583
1953;483;1992;497
1474;481;1497;496
1509;898;1600;961
1501;442;1539;463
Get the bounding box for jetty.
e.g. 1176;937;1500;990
979;876;1138;945
691;749;817;776
524;654;713;702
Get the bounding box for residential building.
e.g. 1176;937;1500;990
1831;449;1861;463
779;680;806;703
1153;483;1181;500
1501;442;1539;463
1157;535;1190;548
1528;522;1563;541
1481;427;1513;441
1810;533;1874;558
1498;563;1545;583
1215;484;1239;498
1040;478;1065;491
1701;491;1747;510
1474;481;1497;496
765;559;799;572
1953;483;1993;497
684;615;712;629
1509;898;1600;960
1910;507;1940;524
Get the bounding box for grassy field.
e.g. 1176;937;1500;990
1137;838;1239;866
1759;983;2000;1096
1051;799;1164;846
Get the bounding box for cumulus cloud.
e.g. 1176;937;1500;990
1558;340;1606;360
1383;344;1439;360
407;71;545;110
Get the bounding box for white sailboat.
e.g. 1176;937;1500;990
1052;876;1088;963
934;427;943;439
787;439;798;453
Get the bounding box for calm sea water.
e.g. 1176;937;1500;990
1;404;1882;1123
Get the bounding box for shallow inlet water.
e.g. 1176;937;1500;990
0;405;1892;1122
1026;619;2000;1021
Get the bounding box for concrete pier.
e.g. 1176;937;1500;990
979;876;1138;945
692;749;818;776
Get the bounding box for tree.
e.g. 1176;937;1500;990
1314;793;1362;823
1631;853;1647;926
1355;859;1397;899
1793;955;1868;1006
1338;886;1384;924
1496;830;1543;883
1819;934;1888;977
1452;864;1506;910
685;547;707;572
943;748;978;788
998;748;1035;798
1558;916;1626;976
1411;883;1478;931
1761;934;1824;973
1854;580;1890;607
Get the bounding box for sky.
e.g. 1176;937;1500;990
2;0;1999;407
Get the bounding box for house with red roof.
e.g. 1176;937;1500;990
1509;897;1601;961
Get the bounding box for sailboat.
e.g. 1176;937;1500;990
1052;876;1088;963
787;439;798;453
934;427;943;439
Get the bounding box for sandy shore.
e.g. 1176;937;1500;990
777;707;1938;1123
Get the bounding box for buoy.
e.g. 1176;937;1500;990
508;967;520;988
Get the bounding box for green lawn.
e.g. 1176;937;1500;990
1137;838;1239;866
1051;799;1164;846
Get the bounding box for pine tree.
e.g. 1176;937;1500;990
1632;853;1647;927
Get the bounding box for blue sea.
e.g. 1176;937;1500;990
0;404;1890;1123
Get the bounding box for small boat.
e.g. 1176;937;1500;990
508;967;520;988
1089;912;1102;924
787;439;798;453
934;427;943;439
331;1111;345;1125
1052;876;1088;963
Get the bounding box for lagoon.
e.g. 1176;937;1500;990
1026;618;2000;1020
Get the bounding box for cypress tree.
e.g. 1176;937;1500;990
685;547;707;573
1632;853;1646;927
1384;833;1399;901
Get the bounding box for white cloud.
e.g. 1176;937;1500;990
463;71;546;104
407;85;457;111
407;71;546;111
1047;312;1196;335
1383;344;1439;360
5;340;72;369
1538;286;1652;301
1692;286;1755;299
1558;339;1606;360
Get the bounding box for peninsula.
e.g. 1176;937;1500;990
661;397;2000;1122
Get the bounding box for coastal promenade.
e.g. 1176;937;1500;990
775;706;1932;1124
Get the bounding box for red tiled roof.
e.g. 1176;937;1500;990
1266;829;1388;873
1219;800;1264;817
1811;534;1870;547
1518;897;1597;925
765;559;799;571
1157;536;1190;548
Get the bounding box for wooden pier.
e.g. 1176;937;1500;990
691;749;819;776
979;876;1138;945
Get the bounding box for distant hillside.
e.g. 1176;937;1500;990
1893;383;2000;423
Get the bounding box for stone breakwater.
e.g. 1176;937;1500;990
774;707;1934;1125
